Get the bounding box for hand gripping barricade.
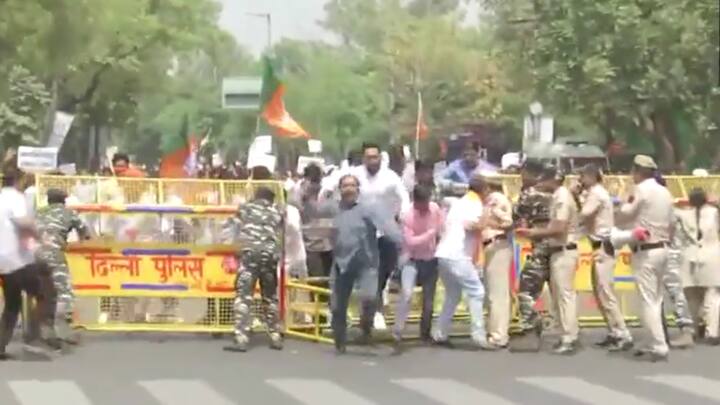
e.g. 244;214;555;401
7;174;717;343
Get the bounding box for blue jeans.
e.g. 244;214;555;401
393;259;438;339
433;258;487;344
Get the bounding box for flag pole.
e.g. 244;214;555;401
415;91;421;160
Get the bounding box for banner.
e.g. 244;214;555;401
67;243;238;298
17;146;58;172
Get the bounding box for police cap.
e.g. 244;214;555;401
633;155;658;170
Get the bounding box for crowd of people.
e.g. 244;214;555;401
1;142;719;362
232;141;720;360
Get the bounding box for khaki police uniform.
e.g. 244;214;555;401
482;182;514;346
620;155;674;355
579;183;631;341
548;185;580;344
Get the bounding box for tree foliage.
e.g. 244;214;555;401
485;0;720;169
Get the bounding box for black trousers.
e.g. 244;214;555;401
0;263;47;349
377;237;399;308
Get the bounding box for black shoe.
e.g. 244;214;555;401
607;338;634;352
354;333;373;346
0;348;13;361
431;338;454;349
223;340;248;353
552;341;577;355
594;335;618;348
705;337;720;346
335;341;347;355
391;335;403;355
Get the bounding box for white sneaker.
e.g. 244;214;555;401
374;312;387;330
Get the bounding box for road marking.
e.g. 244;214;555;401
266;378;376;405
8;380;92;405
138;379;233;405
518;377;661;405
393;378;518;405
640;375;720;401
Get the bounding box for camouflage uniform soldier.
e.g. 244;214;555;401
224;187;283;353
35;189;91;345
509;161;553;352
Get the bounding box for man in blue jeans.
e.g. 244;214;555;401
392;185;444;352
432;174;493;350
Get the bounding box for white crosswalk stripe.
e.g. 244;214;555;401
138;379;234;405
266;378;376;405
393;378;518;405
640;375;720;402
8;380;93;405
517;377;662;405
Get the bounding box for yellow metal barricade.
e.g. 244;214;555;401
34;175;285;334
25;174;720;341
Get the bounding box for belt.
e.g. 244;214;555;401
632;241;669;253
591;239;615;256
548;243;578;255
483;234;508;247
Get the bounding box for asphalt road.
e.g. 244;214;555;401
2;330;720;405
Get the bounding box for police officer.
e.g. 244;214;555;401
35;188;91;347
654;173;695;348
573;164;633;351
508;160;552;352
480;175;513;349
224;187;284;353
517;165;580;354
619;155;674;361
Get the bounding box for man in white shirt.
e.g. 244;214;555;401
352;143;410;329
0;169;50;360
432;174;493;350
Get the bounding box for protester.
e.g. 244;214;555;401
0;168;50;360
392;184;444;352
315;174;402;354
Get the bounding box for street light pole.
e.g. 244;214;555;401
246;12;272;52
247;12;272;136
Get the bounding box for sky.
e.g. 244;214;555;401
218;0;481;56
218;0;331;56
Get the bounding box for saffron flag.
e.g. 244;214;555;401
159;114;199;178
260;56;310;138
415;92;429;141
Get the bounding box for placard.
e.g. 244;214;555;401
296;156;325;175
247;152;276;173
58;163;77;175
17;146;58;172
250;135;273;155
307;139;322;154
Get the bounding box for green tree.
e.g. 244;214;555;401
485;0;720;169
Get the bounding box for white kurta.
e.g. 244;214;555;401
677;205;720;287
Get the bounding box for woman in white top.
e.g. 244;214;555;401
676;188;720;344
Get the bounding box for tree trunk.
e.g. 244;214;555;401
42;78;59;145
651;112;677;171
